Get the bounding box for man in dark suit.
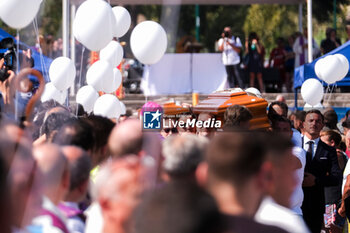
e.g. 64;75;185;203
301;109;342;233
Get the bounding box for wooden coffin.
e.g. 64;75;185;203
162;102;189;116
192;89;270;130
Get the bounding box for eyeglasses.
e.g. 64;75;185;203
163;128;178;133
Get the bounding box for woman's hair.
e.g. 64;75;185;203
248;32;258;41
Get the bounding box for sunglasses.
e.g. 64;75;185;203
163;128;178;133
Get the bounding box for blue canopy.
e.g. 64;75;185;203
294;40;350;89
0;28;52;82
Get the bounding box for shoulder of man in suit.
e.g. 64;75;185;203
318;140;337;153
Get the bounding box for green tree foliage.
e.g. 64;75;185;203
200;5;249;52
40;0;62;38
243;4;298;55
313;0;349;23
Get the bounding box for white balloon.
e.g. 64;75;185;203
245;87;262;98
101;68;121;94
100;41;124;68
112;68;122;89
86;60;114;92
314;58;325;80
76;85;99;113
73;0;116;51
333;54;349;82
112;6;131;38
93;94;122;119
120;101;126;115
0;0;41;29
49;57;76;91
130;21;167;65
303;102;324;110
319;55;343;84
41;83;67;105
301;78;324;106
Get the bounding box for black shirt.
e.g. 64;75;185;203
223;214;289;233
321;38;341;54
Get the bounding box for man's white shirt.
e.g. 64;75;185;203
218;36;242;65
290;146;306;215
255;196;310;233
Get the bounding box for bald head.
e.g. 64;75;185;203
275;95;286;103
95;156;145;232
108;119;143;158
62;146;86;163
33;144;68;191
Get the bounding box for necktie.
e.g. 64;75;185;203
306;141;314;165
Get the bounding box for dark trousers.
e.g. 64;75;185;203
302;186;325;233
225;64;244;88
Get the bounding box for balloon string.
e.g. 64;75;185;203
16;31;19;75
327;84;336;106
14;30;20;120
33;19;45;79
33;18;49;81
324;85;329;105
76;46;85;116
78;47;85;90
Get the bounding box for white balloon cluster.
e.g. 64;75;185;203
79;58;123;115
73;1;131;51
72;1;130;117
301;78;324;106
302;54;349;106
75;84;126;119
0;0;42;29
314;54;349;84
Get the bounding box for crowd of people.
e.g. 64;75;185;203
218;26;347;93
1;92;350;233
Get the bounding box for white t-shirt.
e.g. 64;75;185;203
84;202;103;233
292;128;302;148
342;159;350;195
218;36;242;65
290;146;306;215
255;197;310;233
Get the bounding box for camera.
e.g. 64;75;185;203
0;37;16;82
224;31;230;38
